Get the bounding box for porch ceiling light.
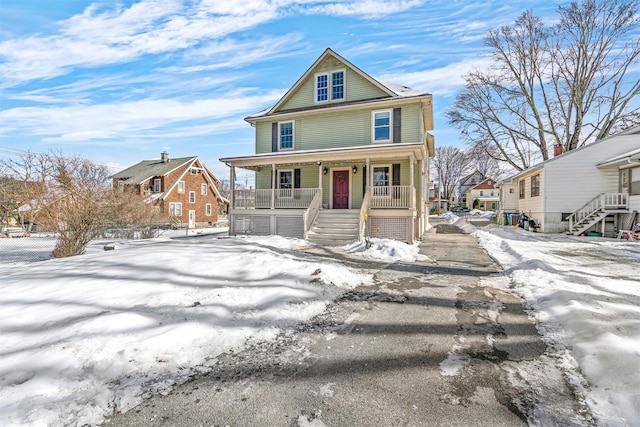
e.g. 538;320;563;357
323;167;328;175
352;165;358;174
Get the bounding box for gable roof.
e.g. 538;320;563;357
244;48;431;122
459;170;485;186
112;156;196;185
505;124;640;182
469;178;498;191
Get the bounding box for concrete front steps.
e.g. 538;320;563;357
307;209;361;246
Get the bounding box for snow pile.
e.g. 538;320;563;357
475;226;640;426
439;212;460;223
345;238;430;262
0;235;371;427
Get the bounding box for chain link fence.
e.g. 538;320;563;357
0;225;167;267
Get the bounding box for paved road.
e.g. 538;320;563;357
105;220;588;426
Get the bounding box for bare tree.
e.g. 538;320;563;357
0;151;52;232
432;146;470;202
448;0;640;171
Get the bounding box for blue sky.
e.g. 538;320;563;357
0;0;565;181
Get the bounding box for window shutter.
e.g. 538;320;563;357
294;169;301;188
392;163;401;199
393;108;401;143
272;123;278;152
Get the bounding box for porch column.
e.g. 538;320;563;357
229;165;235;235
409;154;415;209
271;164;276;210
318;162;323;206
366;157;370;194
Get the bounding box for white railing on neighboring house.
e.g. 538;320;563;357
369;185;413;209
568;192;629;233
359;191;370;242
233;188;320;209
303;189;323;239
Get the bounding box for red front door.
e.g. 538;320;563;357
333;170;349;209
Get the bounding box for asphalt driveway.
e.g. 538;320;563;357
105;219;590;426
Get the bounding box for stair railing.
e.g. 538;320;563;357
303;189;322;239
568;193;604;233
359;190;371;242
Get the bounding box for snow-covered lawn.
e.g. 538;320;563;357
473;224;640;427
0;233;373;427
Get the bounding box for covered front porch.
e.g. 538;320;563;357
220;143;430;244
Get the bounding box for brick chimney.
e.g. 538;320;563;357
161;152;169;163
553;144;563;157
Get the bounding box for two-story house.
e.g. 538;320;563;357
497;125;640;235
465;178;500;211
112;152;227;228
456;170;485;207
220;48;435;245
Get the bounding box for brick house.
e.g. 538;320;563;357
112;152;227;228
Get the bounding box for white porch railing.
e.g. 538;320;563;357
369;185;413;209
568;192;629;233
234;188;320;209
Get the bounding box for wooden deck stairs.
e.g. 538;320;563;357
567;193;629;235
307;209;360;246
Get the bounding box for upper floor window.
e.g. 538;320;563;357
480;190;484;196
372;110;392;143
315;70;345;103
531;174;540;197
177;181;185;194
153;178;161;192
279;121;294;150
189;191;196;203
519;180;525;199
201;183;207;195
191;168;198;175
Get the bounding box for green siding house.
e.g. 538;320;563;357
220;48;435;244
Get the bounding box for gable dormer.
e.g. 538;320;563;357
270;48;395;113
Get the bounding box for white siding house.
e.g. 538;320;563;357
499;125;640;235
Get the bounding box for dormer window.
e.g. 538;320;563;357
315;70;345;103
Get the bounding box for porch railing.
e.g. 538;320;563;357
233;188;320;209
369;185;413;209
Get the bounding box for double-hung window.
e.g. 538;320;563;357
372;110;392;143
531;174;540;197
189;191;196;203
153;178;161;192
177;181;185;194
315;70;345;103
169;202;182;216
201;183;207;195
278;170;293;198
372;166;390;197
279;122;294;150
205;204;212;216
519;180;525;199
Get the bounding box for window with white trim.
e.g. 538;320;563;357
169;202;182;216
372;110;392;143
279;122;294;150
191;168;198;175
206;203;212;216
315;70;345;103
153;178;161;192
372;166;390;197
480;190;484;196
189;191;196;203
201;183;207;195
519;180;525;199
278;170;293;198
177;181;185;194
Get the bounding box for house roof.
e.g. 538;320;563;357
504;124;640;182
597;147;640;168
244;48;432;125
220;142;429;170
469;177;498;190
112;156;196;185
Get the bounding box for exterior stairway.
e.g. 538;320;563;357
307;209;360;246
568;192;629;235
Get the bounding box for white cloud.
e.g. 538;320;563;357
301;0;425;18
